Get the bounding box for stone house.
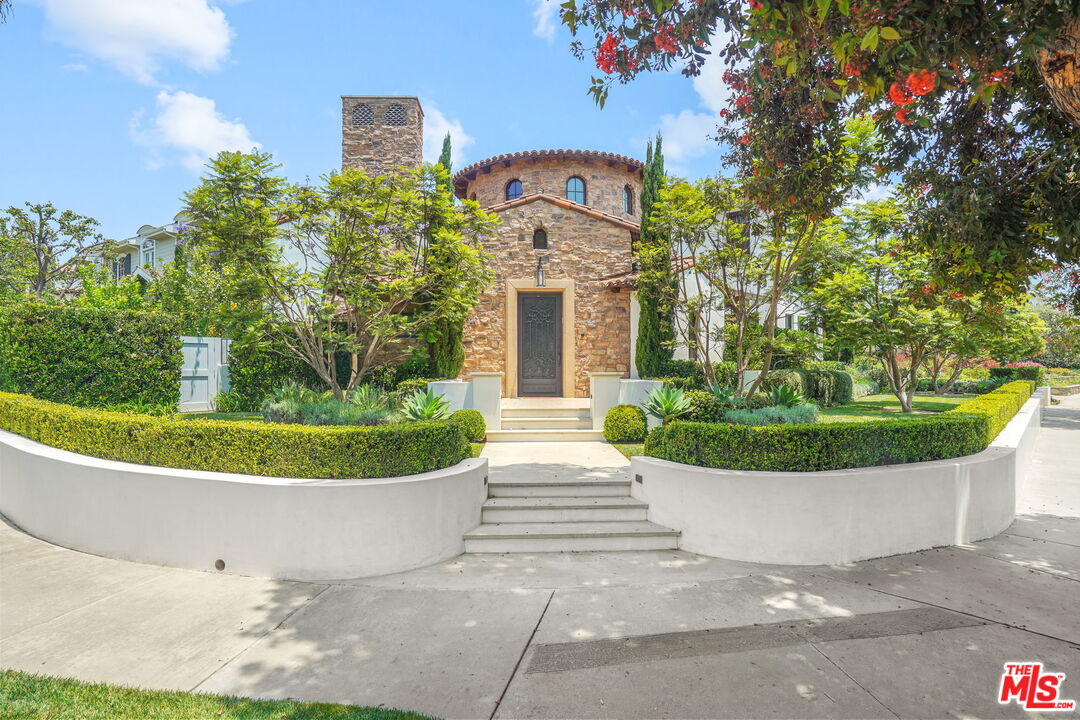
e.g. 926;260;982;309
343;95;647;399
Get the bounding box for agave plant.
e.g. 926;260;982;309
767;383;805;408
709;384;742;408
642;386;692;426
402;389;451;421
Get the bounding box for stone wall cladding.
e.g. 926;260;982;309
462;157;643;224
460;198;635;397
341;96;423;173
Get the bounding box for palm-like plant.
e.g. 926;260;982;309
709;384;742;408
767;384;805;408
642;386;692;426
402;389;451;421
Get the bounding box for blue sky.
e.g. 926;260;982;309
0;0;732;241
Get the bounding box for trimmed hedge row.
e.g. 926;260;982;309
0;392;470;479
0;304;182;409
645;381;1035;472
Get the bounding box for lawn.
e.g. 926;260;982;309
0;670;431;720
818;393;973;423
612;443;645;459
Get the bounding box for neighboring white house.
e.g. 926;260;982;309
90;212;190;283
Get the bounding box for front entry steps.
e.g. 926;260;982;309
487;397;603;442
464;521;680;553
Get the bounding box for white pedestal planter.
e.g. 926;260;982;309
589;372;624;431
0;431;488;582
619;379;663;430
630;389;1044;565
468;372;503;431
428;380;470;412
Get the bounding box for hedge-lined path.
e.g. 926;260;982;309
1;401;1078;719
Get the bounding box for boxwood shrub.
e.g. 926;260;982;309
645;381;1034;472
449;409;486;442
604;404;648;443
0;392;470;479
0;303;182;409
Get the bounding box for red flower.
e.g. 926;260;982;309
984;70;1010;86
874;164;883;172
888;82;914;106
904;69;937;96
654;24;678;53
748;0;763;10
894;108;913;125
752;167;759;177
596;34;621;74
949;291;965;299
921;282;935;295
738;134;752;145
843;62;862;78
735;94;752;112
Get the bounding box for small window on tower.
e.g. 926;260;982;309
351;104;374;126
384;103;408;126
506;179;523;201
566;176;586;204
624;185;635;214
533;228;548;249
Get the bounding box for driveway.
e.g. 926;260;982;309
2;399;1078;719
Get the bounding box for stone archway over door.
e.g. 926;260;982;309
518;292;562;396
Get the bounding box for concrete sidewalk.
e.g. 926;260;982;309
2;400;1079;719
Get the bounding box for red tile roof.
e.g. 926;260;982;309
453;149;643;198
483;192;641;231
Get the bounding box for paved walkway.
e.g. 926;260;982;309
2;400;1079;719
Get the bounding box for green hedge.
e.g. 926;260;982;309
947;380;1035;444
0;392;470;479
604;404;647;443
0;303;182;409
449;409;486;442
645;381;1034;472
684;389;771;422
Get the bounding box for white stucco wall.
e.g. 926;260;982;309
0;431;487;581
631;390;1043;565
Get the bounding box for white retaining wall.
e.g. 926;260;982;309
631;389;1044;565
0;431;487;581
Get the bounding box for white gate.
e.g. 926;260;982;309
179;336;231;412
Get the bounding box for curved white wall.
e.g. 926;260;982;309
631;390;1043;565
0;431;487;581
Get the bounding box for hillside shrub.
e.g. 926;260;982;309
450;409;486;442
0;392;469;479
604;404;648;443
645;381;1034;472
989;366;1046;386
0;303;182;409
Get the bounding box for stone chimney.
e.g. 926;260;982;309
341;96;424;173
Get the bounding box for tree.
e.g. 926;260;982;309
1033;306;1080;368
634;134;675;377
652;177;768;392
425;132;469;378
560;1;1080;304
183;151;496;400
0;202;103;298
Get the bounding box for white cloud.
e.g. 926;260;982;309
422;102;475;166
531;0;558;42
656;109;719;164
130;90;259;170
37;0;233;84
59;62;88;72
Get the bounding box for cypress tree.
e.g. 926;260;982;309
634;134;675;377
429;132;467;378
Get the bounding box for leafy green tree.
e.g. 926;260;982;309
182;151;497;400
425;131;469;378
0;202;103;297
560;0;1080;303
1032;306;1080;368
70;265;147;311
634;134;675;377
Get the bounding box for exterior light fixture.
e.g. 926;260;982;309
535;256;546;287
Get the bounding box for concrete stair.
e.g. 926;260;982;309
464;521;680;553
487;398;599;442
482;496;649;523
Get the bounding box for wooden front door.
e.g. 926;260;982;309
518;292;562;396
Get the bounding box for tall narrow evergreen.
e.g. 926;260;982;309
429;132;467;378
635;134;675;377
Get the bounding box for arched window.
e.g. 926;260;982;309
506;179;523;201
470;192;477;201
384;103;407;126
351;104;374;126
623;185;635;214
566;176;586;204
532;228;548;249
